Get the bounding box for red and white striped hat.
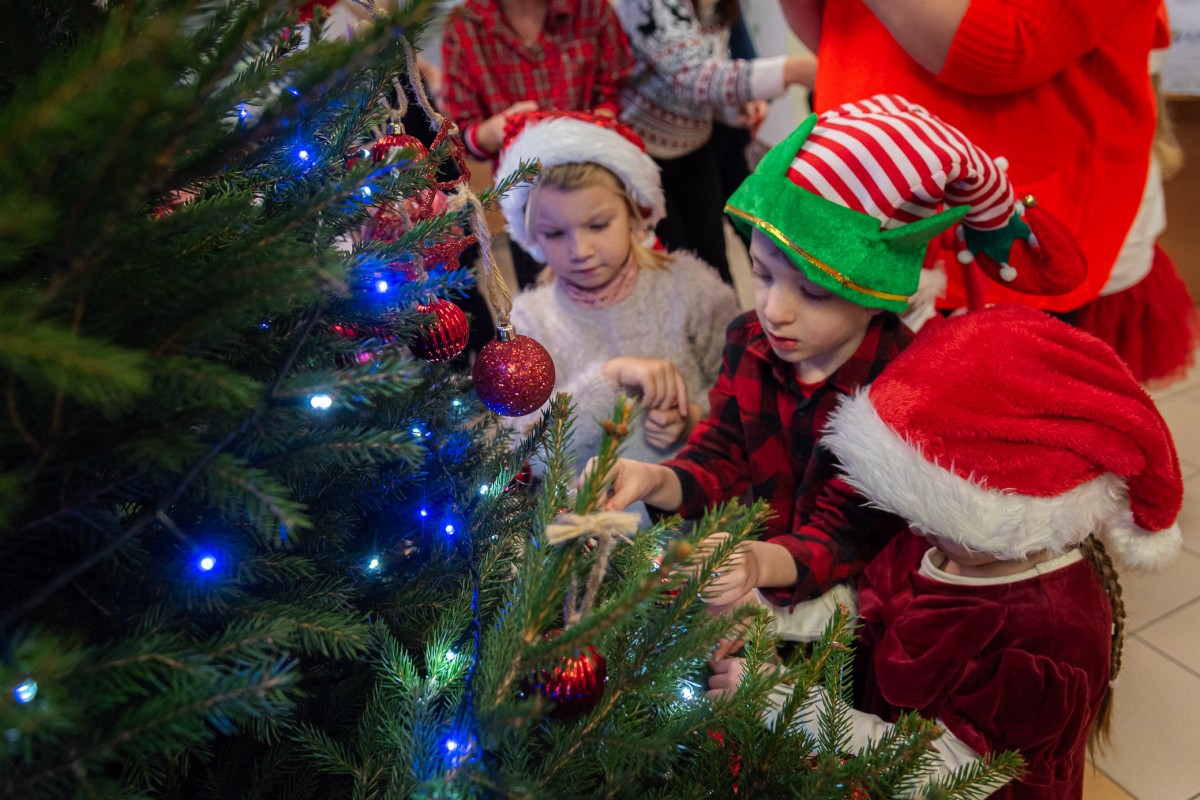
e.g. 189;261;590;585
726;95;1085;310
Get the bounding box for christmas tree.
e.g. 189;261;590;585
0;2;1021;797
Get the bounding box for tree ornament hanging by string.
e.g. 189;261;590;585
410;297;469;362
472;323;555;415
520;631;607;720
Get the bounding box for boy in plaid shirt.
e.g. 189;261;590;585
600;95;1084;630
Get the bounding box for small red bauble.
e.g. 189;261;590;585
410;298;469;362
472;323;555;416
371;132;428;166
521;637;607;720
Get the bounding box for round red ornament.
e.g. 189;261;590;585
472;323;555;416
410;298;469;362
371;132;428;166
521;637;607;720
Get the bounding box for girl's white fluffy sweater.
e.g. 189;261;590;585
508;251;740;475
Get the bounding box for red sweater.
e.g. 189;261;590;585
813;0;1158;312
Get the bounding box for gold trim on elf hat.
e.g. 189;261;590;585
726;95;1085;312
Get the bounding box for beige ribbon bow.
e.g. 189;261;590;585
545;512;641;546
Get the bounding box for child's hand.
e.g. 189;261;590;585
706;655;750;701
644;402;702;451
602;357;689;416
580;457;683;512
477;100;539;153
684;532;799;606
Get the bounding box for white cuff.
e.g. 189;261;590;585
750;55;788;100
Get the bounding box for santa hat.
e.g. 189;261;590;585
823;305;1183;570
726;94;1086;312
495;111;666;263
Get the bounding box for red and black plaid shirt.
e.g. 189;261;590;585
440;0;634;158
661;311;913;606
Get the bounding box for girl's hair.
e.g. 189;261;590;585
1079;534;1126;756
526;161;671;284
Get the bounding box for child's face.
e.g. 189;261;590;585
529;184;634;289
749;230;878;381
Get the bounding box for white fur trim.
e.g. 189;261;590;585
823;391;1128;560
1101;515;1182;571
495;117;666;261
956;249;974;265
998;263;1017;282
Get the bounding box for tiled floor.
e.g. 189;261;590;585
1082;369;1200;800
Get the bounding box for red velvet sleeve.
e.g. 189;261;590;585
940;0;1147;94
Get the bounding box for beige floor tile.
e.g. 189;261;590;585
1137;600;1200;677
1083;764;1136;800
1093;638;1200;800
1158;394;1200;465
1121;547;1200;632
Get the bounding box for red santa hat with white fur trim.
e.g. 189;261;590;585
495;111;666;263
822;305;1183;570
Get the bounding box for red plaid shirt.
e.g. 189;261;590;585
440;0;634;158
661;311;913;605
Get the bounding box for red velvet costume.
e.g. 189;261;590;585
854;533;1113;799
811;0;1159;313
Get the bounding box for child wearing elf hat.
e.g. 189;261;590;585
600;94;1085;636
708;304;1183;798
496;111;740;473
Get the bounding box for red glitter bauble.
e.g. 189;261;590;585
521;639;607;720
472;326;555;416
371;133;428;166
409;298;469;362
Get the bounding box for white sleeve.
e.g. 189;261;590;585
764;687;1008;797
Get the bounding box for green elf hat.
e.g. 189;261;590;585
726;94;1085;312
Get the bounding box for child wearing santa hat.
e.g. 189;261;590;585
709;304;1183;798
600;94;1084;638
495;111;740;474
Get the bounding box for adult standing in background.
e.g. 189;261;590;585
441;0;634;287
617;0;815;282
780;0;1159;316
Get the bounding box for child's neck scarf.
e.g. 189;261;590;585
558;251;640;310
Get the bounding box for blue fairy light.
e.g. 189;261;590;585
287;87;301;97
298;149;310;162
411;426;423;437
444;523;456;536
445;650;457;662
680;685;695;701
478;484;489;495
375;279;388;293
310;394;333;410
197;554;217;572
367;556;381;571
361;186;373;198
444;738;460;753
451;399;462;408
13;679;37;705
419;508;429;518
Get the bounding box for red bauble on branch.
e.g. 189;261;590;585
410;298;469;362
472;323;555;416
521;636;607;720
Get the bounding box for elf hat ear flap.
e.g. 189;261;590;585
754;113;819;176
877;205;970;251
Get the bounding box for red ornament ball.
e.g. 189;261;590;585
521;640;607;720
410;298;469;362
472;326;555;416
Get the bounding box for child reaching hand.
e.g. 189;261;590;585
496;111;740;474
600;95;1085;634
709;305;1184;798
